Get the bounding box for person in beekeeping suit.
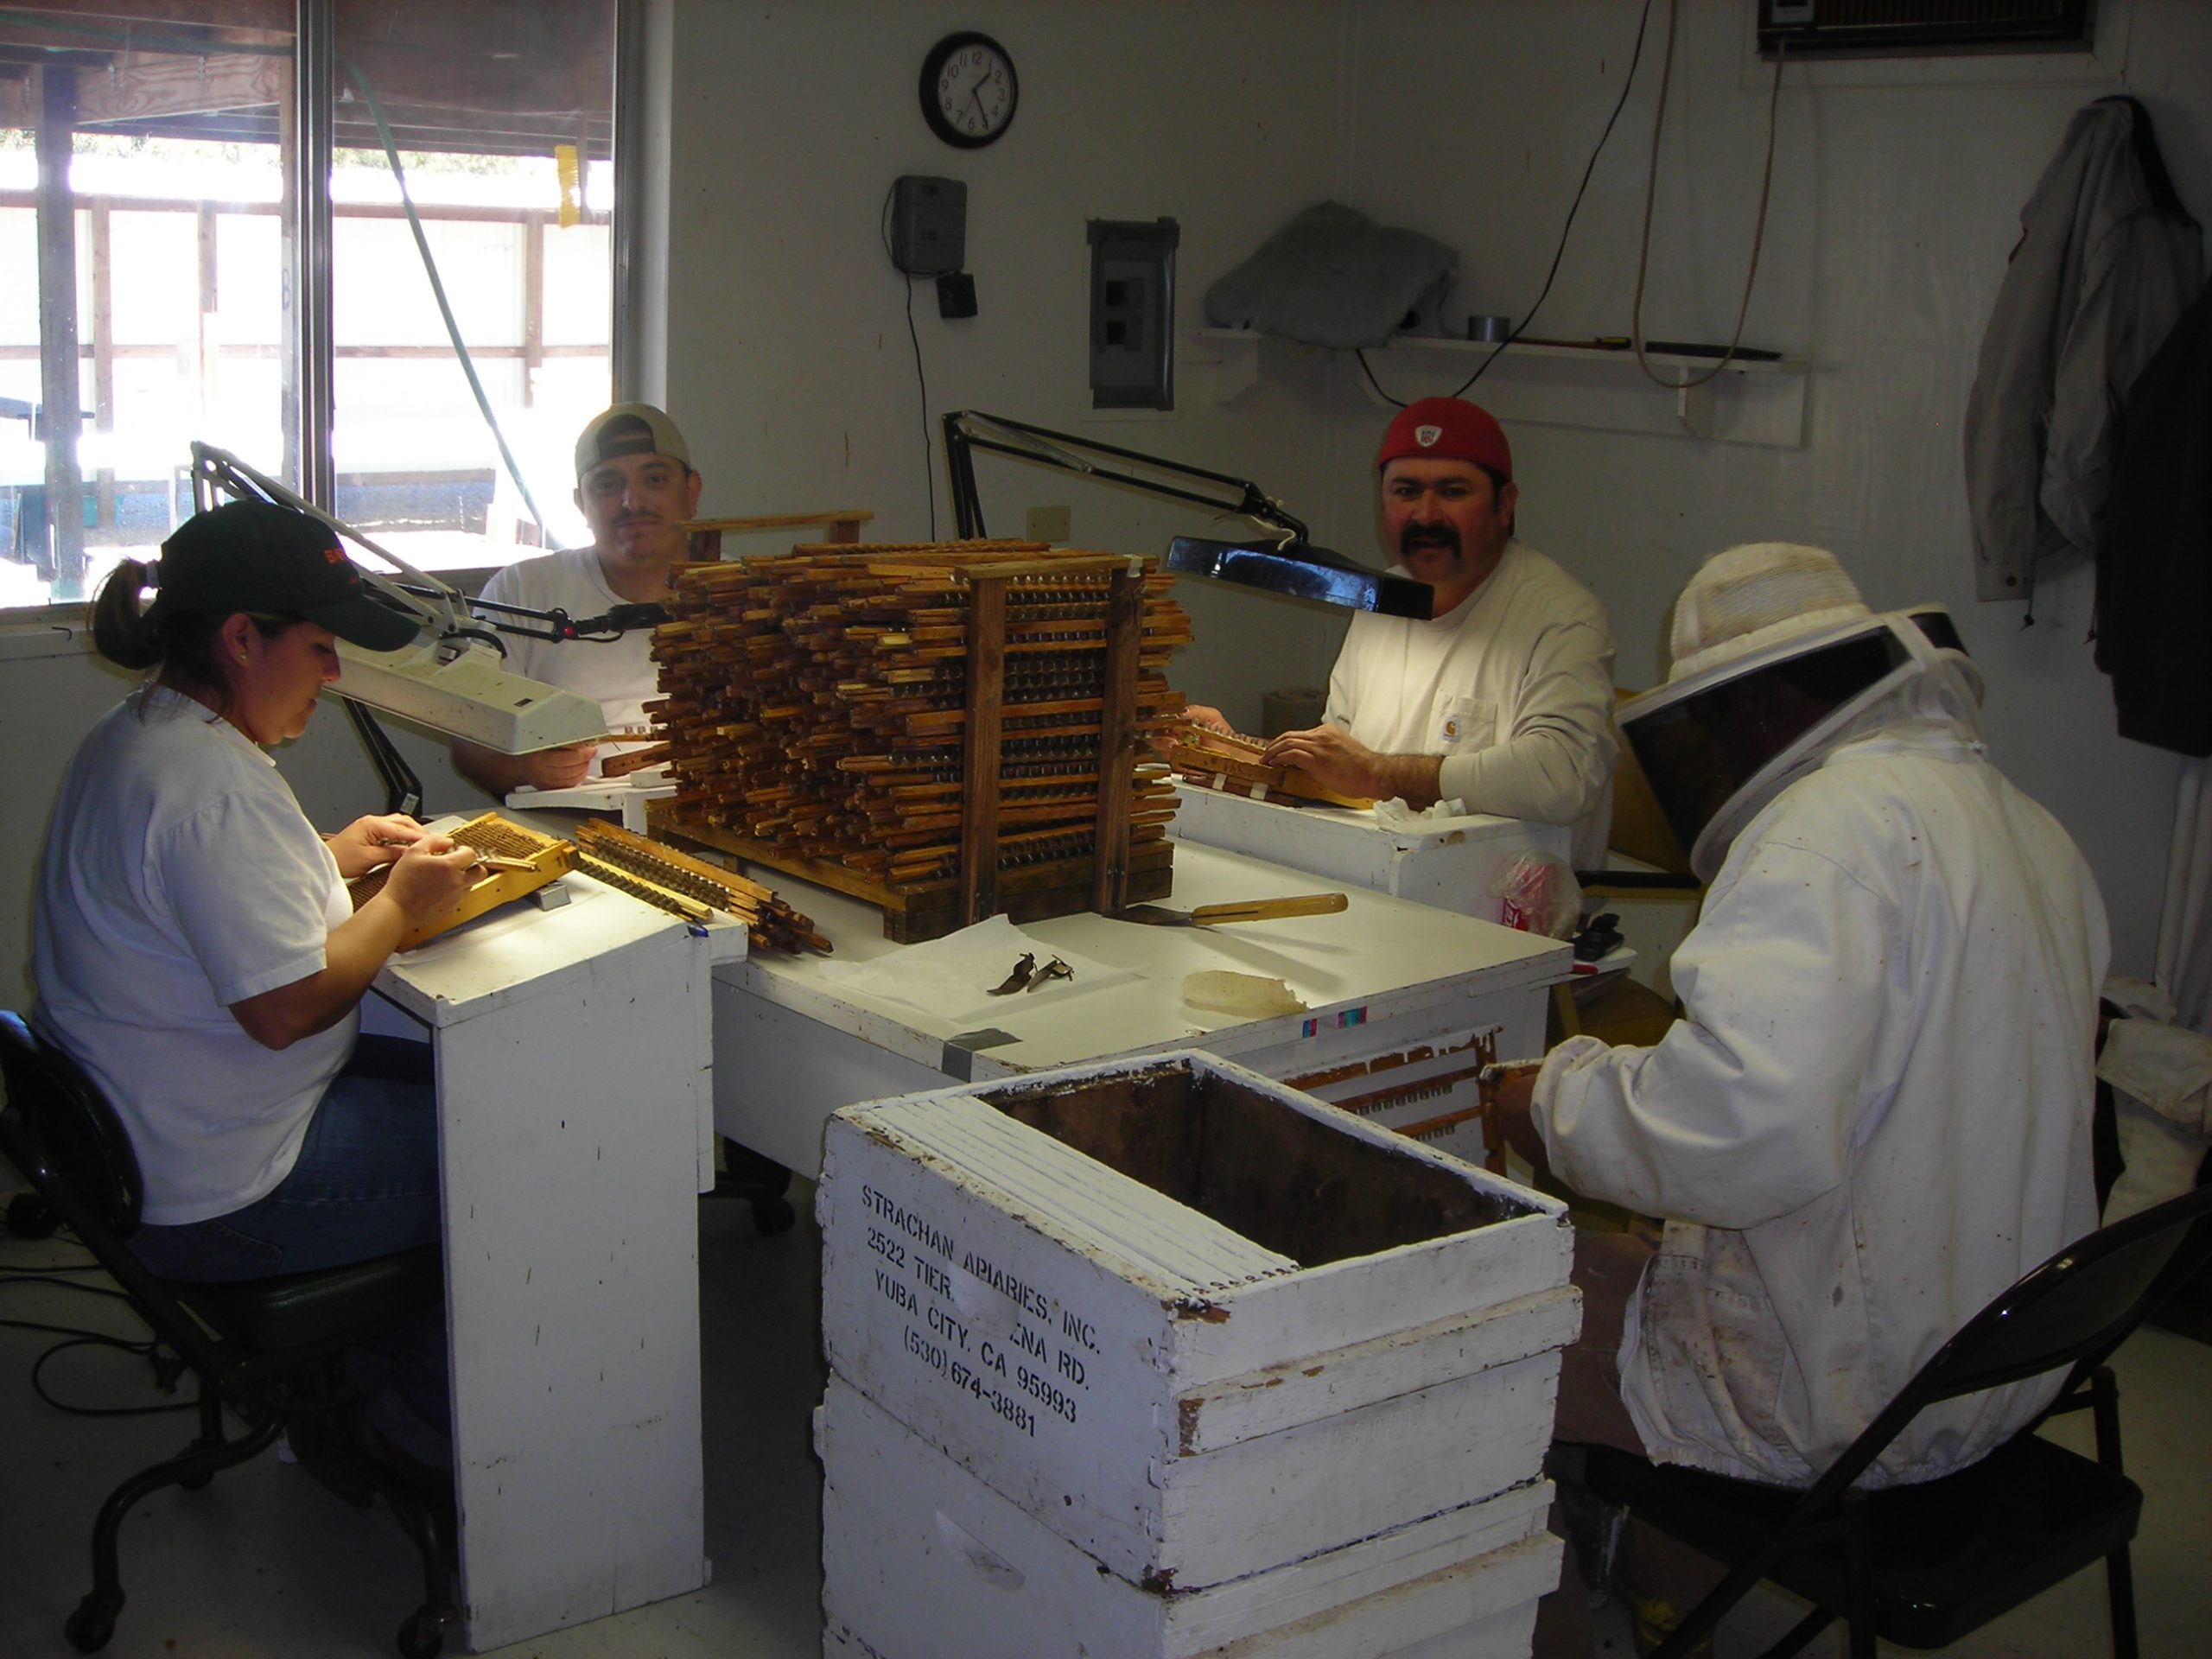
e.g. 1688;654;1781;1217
1494;543;2107;1653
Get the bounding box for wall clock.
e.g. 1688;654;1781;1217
920;31;1018;149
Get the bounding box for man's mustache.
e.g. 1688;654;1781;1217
1401;525;1461;556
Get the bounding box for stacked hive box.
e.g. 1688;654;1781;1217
816;1052;1577;1657
645;540;1192;939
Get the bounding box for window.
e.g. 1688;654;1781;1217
0;0;620;613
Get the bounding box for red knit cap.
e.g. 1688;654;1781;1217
1376;397;1512;481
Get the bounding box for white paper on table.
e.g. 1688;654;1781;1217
811;913;1139;1026
1372;795;1470;829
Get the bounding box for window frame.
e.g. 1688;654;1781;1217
0;0;641;620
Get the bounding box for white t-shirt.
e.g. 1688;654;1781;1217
1324;541;1617;866
476;547;658;771
32;688;357;1226
1535;722;2108;1488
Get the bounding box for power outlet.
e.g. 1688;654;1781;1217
1025;505;1071;543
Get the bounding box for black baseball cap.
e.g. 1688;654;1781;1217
149;500;423;652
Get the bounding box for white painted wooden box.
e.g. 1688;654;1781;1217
817;1051;1577;1595
1169;785;1569;927
818;1376;1561;1659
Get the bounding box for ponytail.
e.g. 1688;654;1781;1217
89;557;289;714
88;559;163;670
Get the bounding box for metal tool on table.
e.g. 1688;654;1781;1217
988;953;1039;995
469;853;540;874
1116;892;1347;928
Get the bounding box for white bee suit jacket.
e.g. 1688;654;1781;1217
1534;720;2107;1488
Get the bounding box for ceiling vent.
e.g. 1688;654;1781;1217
1758;0;2094;58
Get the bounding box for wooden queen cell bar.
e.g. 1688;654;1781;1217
645;540;1192;941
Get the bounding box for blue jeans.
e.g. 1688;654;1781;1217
130;1034;440;1281
129;1035;450;1452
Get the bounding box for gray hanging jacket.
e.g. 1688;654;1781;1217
1964;96;2201;613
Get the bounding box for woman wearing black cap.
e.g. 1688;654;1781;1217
29;500;480;1460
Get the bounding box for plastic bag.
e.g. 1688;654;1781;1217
1489;850;1581;938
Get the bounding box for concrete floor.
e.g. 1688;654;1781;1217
3;1182;2208;1659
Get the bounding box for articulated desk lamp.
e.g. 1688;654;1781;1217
939;411;1433;620
188;442;623;815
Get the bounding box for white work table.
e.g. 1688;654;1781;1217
1169;782;1571;925
365;859;721;1652
713;839;1568;1178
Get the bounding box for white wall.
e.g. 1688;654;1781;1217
1308;0;2212;975
650;0;1363;725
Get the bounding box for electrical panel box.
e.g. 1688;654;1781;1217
891;175;967;276
1087;218;1179;411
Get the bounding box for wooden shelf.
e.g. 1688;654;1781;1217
1187;328;1808;448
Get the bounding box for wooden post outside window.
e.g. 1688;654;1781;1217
34;63;86;593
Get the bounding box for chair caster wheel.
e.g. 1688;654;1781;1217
753;1196;797;1236
397;1606;446;1659
65;1596;118;1653
6;1191;57;1238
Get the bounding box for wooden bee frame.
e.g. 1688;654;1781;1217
347;812;573;950
644;540;1187;941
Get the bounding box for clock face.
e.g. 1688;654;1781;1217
921;32;1018;149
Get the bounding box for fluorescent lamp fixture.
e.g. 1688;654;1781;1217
189;442;606;754
1166;537;1433;620
332;634;608;754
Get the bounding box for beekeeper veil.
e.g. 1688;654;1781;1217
1619;543;1983;882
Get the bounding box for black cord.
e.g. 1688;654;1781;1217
3;1241;196;1416
1356;348;1415;409
3;1307;199;1419
2;1274;131;1300
31;1336;196;1417
1628;1;1785;394
1357;0;1660;408
907;280;936;539
881;181;938;539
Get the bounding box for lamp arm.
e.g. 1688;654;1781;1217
934;410;1428;619
189;442;464;633
941;410;1309;545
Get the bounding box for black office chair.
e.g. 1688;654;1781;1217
0;1011;459;1658
707;1135;798;1234
1569;1182;2212;1659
